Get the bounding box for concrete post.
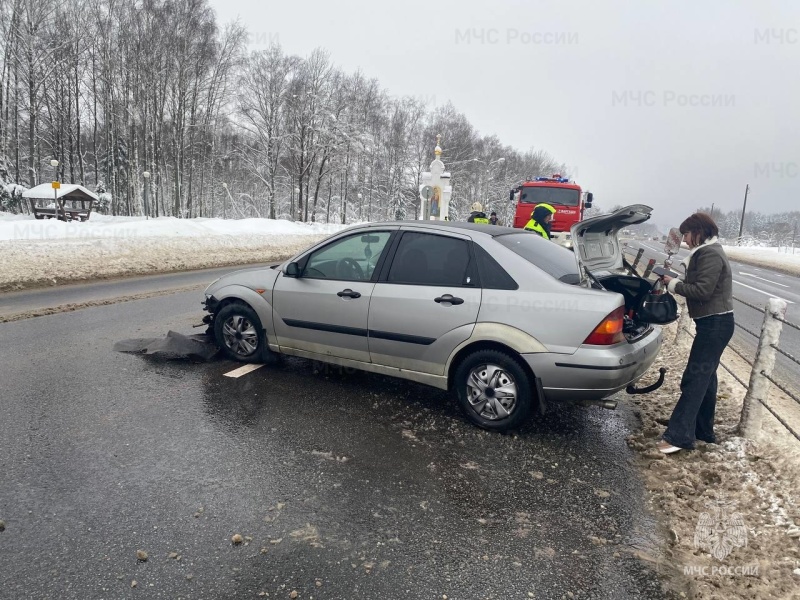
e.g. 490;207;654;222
738;298;787;438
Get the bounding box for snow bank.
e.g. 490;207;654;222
723;245;800;276
0;213;349;291
2;212;797;293
0;212;346;241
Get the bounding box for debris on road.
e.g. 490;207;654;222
114;330;218;361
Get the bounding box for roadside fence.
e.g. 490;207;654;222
674;295;800;442
623;244;800;443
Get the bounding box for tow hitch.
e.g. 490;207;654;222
626;367;667;395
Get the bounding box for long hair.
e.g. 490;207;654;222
679;212;719;245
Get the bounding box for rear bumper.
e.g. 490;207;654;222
521;326;663;402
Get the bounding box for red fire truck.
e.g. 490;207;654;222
509;175;593;246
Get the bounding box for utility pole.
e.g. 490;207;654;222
737;184;749;245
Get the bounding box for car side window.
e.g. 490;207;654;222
473;244;518;290
304;231;392;281
387;232;473;286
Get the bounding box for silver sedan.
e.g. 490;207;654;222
203;206;663;431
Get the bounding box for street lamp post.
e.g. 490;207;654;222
50;159;61;221
142;171;150;220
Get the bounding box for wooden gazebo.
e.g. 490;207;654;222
23;183;98;222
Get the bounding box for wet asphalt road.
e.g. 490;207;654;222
0;283;678;599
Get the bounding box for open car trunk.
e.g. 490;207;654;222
570;204;662;339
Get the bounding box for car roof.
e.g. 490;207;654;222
359;220;525;239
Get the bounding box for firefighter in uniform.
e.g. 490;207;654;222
524;203;556;239
467;202;490;224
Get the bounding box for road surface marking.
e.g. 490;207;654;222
641;243;665;254
738;272;789;288
224;363;266;378
733;280;795;304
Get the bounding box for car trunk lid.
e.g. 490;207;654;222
570;204;653;275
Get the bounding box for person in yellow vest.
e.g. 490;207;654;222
467;202;489;224
524;203;556;239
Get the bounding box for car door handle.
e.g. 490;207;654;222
434;294;464;305
337;288;361;299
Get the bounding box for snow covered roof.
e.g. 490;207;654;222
22;183;99;201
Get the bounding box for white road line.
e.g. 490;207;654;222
641;243;666;255
224;363;266;378
733;280;795;304
738;272;789;288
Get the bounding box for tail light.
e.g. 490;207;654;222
584;306;625;345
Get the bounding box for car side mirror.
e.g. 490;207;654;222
585;192;593;207
284;262;300;278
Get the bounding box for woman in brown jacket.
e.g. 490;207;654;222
658;213;734;454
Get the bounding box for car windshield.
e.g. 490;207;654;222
519;187;580;207
495;233;581;284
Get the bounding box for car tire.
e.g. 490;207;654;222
214;302;275;364
453;349;534;432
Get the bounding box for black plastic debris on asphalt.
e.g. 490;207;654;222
114;330;219;361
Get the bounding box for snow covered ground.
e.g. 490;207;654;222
3;211;799;291
626;313;800;599
0;212;348;291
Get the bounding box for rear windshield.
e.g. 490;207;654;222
495;233;581;284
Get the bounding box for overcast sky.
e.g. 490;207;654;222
209;0;799;228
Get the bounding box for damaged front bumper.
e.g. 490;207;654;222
201;295;219;329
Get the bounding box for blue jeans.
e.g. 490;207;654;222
663;313;735;449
